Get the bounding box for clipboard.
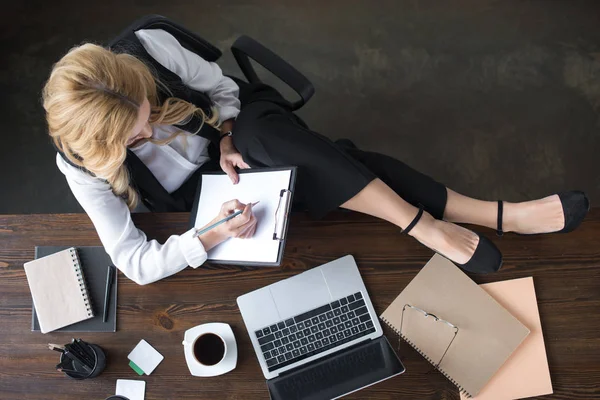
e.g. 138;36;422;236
189;166;297;266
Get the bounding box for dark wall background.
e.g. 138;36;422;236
1;0;599;213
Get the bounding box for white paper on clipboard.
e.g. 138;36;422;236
194;169;292;263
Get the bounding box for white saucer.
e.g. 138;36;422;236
182;323;238;377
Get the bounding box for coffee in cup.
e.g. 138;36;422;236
193;333;226;366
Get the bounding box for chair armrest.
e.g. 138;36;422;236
231;35;315;111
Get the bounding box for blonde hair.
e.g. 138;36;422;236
42;43;219;209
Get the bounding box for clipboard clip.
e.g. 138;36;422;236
273;189;293;241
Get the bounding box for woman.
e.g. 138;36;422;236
42;28;589;285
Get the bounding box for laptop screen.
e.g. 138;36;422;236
267;336;405;400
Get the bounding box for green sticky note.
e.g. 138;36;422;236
129;360;145;376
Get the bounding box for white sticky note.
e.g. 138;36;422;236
127;339;164;375
116;379;146;400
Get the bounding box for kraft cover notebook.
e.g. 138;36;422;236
461;277;553;400
380;254;530;397
29;246;117;333
189;167;296;266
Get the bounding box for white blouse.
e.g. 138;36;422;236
56;28;241;285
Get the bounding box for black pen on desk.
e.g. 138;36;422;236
103;265;116;323
193;201;259;239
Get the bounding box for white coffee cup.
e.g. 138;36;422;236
182;323;237;377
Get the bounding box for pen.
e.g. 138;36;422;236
193;201;259;238
103;265;115;323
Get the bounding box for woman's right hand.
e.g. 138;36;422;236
197;199;258;250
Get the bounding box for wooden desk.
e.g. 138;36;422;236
1;211;599;400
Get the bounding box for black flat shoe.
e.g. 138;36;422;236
496;191;590;236
403;205;503;274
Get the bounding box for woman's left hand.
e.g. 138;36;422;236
219;123;250;184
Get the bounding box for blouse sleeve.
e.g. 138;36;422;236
135;29;241;122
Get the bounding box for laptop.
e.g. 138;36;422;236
237;255;405;400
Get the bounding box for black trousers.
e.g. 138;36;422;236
231;84;448;220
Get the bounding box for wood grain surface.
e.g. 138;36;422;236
0;211;599;400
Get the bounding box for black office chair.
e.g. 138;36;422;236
110;15;315;111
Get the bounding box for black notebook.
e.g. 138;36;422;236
31;246;117;333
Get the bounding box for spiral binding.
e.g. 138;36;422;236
380;316;472;398
70;248;93;317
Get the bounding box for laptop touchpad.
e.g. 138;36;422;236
270;268;331;318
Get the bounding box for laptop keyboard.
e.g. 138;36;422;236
255;292;376;372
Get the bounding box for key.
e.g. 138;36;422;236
333;317;341;324
263;327;271;335
270;324;279;332
297;331;305;339
322;337;330;346
354;292;363;299
323;329;331;336
293;340;301;349
347;311;355;318
331;326;338;334
345;321;352;329
337;332;344;340
279;347;286;355
366;320;374;329
297;322;305;330
303;328;311;336
330;300;341;308
315;341;323;349
274;339;282;347
282;328;290;335
256;330;264;338
308;335;316;342
337;324;345;331
290;325;298;333
311;317;319;325
326;311;334;319
325;320;334;328
316;332;323;340
285;318;295;327
346;294;355;303
348;299;366;311
289;333;297;341
352;318;360;326
260;341;274;352
318;323;325;330
340;298;348;305
301;338;308;345
285;352;293;360
300;346;308;354
358;323;366;331
275;331;283;339
307;343;315;352
305;320;313;328
341;305;349;313
333;309;342;316
272;348;279;356
264;350;271;359
267;358;277;367
330;335;337;343
319;314;327;322
344;329;352;338
286;343;293;351
282;337;290;345
277;355;285;363
292;349;300;357
351;326;359;334
278;322;286;330
359;313;371;322
311;326;318;334
341;315;348;322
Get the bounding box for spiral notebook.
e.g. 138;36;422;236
24;247;94;333
380;254;530;397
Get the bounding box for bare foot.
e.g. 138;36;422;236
503;195;564;234
408;211;480;265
